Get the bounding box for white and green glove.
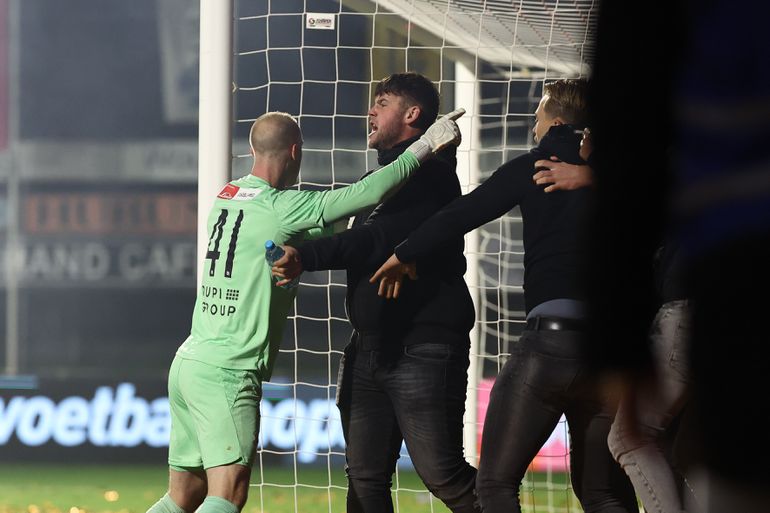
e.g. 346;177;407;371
406;108;466;161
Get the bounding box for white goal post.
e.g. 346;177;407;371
199;1;597;511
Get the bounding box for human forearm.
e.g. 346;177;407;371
301;196;442;272
319;151;420;223
302;167;461;272
297;230;370;272
395;168;518;262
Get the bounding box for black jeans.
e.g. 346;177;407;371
476;329;637;513
337;334;478;513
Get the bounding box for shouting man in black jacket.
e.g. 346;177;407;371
272;72;478;513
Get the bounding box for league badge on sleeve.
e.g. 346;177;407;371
218;184;240;199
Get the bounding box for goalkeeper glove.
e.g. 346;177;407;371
406;108;465;161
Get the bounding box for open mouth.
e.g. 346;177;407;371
368;121;378;137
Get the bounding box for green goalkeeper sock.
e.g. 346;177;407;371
146;493;186;513
197;496;240;513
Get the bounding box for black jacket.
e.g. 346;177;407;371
654;242;686;304
396;125;590;314
297;137;475;347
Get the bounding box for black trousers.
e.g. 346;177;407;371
337;333;479;513
476;329;637;513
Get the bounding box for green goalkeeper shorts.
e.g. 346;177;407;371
167;355;261;470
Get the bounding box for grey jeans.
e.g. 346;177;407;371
608;300;692;513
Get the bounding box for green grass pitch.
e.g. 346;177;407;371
0;464;581;513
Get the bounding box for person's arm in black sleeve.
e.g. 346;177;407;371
369;159;529;299
395;159;527;263
298;159;461;273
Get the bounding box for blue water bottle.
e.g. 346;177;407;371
265;240;299;289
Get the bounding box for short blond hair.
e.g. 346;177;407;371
249;112;302;157
542;79;589;126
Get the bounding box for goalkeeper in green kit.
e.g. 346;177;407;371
146;108;464;513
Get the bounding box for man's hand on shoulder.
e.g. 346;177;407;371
272;245;303;286
369;253;418;299
533;157;594;193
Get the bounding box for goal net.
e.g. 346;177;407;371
225;1;597;511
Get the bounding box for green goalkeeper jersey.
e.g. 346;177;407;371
176;151;420;379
